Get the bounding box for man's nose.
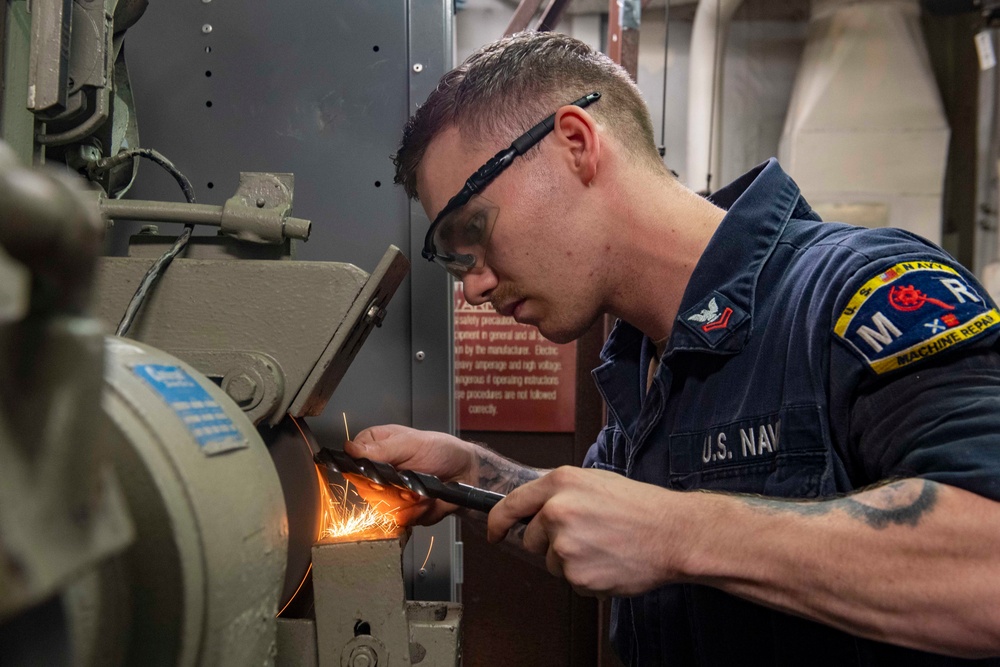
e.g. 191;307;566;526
461;265;498;305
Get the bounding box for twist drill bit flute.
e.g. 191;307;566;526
315;447;509;517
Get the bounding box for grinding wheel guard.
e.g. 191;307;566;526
315;447;507;518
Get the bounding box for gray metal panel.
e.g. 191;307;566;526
409;3;455;432
117;2;456;599
118;3;413;447
406;0;458;604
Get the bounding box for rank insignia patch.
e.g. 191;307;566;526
680;291;748;347
834;260;999;374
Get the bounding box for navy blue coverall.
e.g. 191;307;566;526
584;159;1000;666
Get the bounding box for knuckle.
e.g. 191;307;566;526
561;560;584;586
548;466;577;485
550;534;578;561
542;495;576;524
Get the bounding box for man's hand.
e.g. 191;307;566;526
490;469;1000;657
347;425;547;528
486;466;687;597
347;424;477;525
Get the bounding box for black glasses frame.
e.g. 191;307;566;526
421;91;602;269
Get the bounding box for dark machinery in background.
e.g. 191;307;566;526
0;1;459;665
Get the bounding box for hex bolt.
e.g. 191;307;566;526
349;646;378;667
138;225;159;235
415;351;426;362
365;303;386;327
226;374;257;406
412;63;424;73
201;23;213;34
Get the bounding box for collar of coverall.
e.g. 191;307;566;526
596;158;817;371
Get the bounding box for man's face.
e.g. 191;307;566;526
417;125;606;344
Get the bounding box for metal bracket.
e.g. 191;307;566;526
95;251;402;426
33;0;115;145
97;172;312;244
289;246;409;417
222;172;310;244
312;531;461;667
27;0;72;115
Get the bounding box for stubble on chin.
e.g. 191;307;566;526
541;310;604;345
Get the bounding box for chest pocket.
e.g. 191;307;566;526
668;405;833;498
591;424;630;475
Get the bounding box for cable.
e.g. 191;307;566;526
115;225;193;336
91;147;196;203
93;148;197;337
705;0;722;194
659;0;671;157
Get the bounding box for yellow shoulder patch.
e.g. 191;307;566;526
834;261;999;374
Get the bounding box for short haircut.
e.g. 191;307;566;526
393;31;664;200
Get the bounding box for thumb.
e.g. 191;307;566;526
347;424;411;464
351;424;396;447
343;437;370;457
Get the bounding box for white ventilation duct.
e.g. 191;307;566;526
778;0;949;244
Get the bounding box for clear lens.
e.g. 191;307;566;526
431;195;499;276
433;256;471;280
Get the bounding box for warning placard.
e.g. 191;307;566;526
454;286;576;432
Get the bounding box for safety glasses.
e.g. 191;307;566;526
421;91;601;279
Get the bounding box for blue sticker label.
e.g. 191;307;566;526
132;364;247;454
834;261;1000;374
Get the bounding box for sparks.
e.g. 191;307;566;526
315;465;399;540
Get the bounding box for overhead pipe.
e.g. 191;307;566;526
686;0;744;194
504;0;573;36
537;0;573;32
504;0;545;36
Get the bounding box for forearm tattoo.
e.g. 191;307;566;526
475;449;542;495
736;478;940;529
463;449;539;549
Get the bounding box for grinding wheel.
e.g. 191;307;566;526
261;415;322;616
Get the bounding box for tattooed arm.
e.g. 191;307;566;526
457;446;547;550
489;470;1000;657
470;445;546;495
348;423;547;533
689;478;1000;657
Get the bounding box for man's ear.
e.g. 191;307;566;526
552;106;600;186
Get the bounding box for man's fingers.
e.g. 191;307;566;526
389;502;433;526
486;478;551;543
521;516;550;555
351;424;395;447
347;426;417;466
344;438;378;460
545;544;565;579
